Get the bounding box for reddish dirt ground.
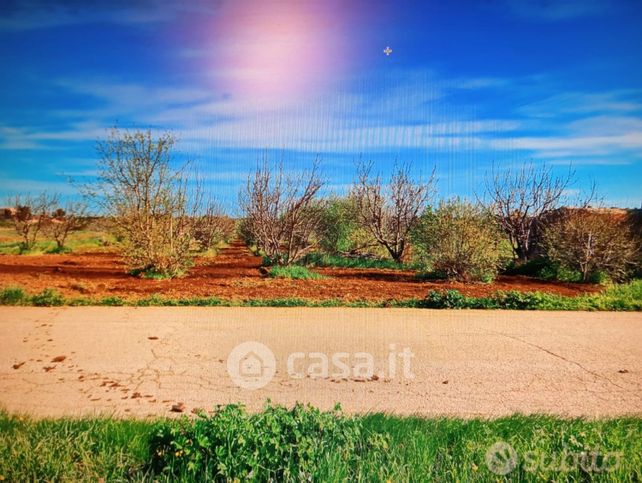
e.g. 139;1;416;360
0;240;599;302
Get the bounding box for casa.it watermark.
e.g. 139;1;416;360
485;441;622;475
227;341;414;390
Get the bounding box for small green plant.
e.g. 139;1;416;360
136;294;167;306
0;287;27;305
150;402;388;481
422;289;470;309
100;296;125;306
268;265;325;280
128;267;187;280
30;288;65;307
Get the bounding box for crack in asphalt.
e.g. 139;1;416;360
492;331;640;397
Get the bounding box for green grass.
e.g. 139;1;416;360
1;280;641;310
418;280;642;310
297;252;411;270
0;405;640;482
0;226;118;255
268;264;325;280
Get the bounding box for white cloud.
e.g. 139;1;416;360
519;91;642;118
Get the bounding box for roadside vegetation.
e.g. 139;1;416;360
1;403;640;481
2;280;640;310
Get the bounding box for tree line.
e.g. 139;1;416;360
5;129;640;283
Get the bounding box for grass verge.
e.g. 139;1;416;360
0;404;639;481
1;280;641;310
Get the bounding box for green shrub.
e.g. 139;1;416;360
0;287;27;305
136;294;168;306
505;257;552;276
100;296;125;306
420;281;642;311
422;290;471;309
317;197;361;254
150;403;388;481
31;289;65;307
269;265;325;280
412;199;510;282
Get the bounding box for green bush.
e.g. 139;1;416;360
316;197;389;259
412;199;510;282
0;287;27;305
100;296;125;306
422;289;471;309
420;282;642;311
505;257;604;283
317;197;360;254
31;289;64;307
269;265;325;280
150;403;388;481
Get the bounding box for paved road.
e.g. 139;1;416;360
1;307;640;418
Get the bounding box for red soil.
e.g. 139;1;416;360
0;240;600;302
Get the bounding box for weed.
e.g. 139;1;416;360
0;287;27;305
268;265;325;280
150;403;387;481
30;289;64;307
100;296;125;306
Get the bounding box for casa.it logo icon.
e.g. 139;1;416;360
227;341;276;390
485;441;519;475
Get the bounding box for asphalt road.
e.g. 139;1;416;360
1;307;640;418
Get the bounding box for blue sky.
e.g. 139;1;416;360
0;0;641;212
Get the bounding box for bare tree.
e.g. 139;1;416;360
240;159;324;265
90;128;200;277
542;208;638;282
352;161;435;263
191;203;236;252
10;193;58;251
484;163;574;262
46;202;88;250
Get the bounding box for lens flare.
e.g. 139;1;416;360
210;0;353;100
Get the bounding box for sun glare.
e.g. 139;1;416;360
213;0;349;99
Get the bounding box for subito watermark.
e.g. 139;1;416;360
485;441;622;475
227;341;414;390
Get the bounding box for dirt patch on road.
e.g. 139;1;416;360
0;240;599;302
